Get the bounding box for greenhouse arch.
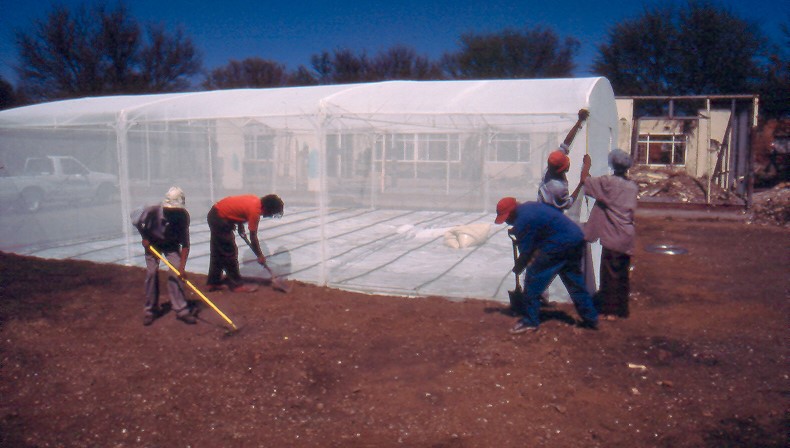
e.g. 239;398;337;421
0;78;618;303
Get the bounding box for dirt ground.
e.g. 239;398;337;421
1;213;788;447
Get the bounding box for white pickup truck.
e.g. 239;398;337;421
0;156;118;212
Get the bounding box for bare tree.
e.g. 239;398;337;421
203;57;288;89
309;51;334;84
306;46;443;84
99;3;140;91
139;25;201;92
369;46;443;81
310;49;372;84
286;65;319;87
15;1;202;101
0;76;16;110
442;26;579;79
16;4;104;99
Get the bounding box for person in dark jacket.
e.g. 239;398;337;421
495;197;598;334
132;187;196;326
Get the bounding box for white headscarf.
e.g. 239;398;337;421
162;186;186;208
538;179;572;210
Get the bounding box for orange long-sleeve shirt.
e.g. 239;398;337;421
215;195;262;232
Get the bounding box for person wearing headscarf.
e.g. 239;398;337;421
581;149;638;319
131;186;195;326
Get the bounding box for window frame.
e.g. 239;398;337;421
487;133;531;163
636;133;687;166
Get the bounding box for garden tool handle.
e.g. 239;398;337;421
239;231;276;274
510;231;521;290
148;245;237;330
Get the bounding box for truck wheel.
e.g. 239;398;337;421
19;188;43;212
95;183;116;203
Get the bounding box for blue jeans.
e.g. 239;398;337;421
519;243;598;327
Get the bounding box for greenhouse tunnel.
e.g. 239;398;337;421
0;77;619;303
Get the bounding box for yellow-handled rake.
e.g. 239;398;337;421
148;246;238;331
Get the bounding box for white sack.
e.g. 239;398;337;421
444;223;491;249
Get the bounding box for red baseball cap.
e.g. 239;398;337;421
547;150;570;173
494;197;518;224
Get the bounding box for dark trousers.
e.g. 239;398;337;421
207;206;242;288
520;243;598;327
594;247;631;317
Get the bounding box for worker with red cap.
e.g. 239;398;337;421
494;197;598;334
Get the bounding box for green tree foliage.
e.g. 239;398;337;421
15;1;201;101
755;23;789;119
594;1;769;98
441;26;579;79
203;58;288;89
593;7;678;95
675;2;763;94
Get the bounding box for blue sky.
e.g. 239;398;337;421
0;0;786;86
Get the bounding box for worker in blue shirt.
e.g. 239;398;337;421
494;197;598;334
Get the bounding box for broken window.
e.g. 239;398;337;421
636;133;686;166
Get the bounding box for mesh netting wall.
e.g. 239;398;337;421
0;79;617;302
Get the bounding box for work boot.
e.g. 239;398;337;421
230;285;257;293
176;313;197;325
143;314;156;326
189;304;201;317
509;321;539;334
208;284;226;292
577;319;599;330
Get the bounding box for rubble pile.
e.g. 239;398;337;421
630;166;745;206
748;182;790;227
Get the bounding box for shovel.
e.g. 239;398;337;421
238;233;292;293
508;231;525;316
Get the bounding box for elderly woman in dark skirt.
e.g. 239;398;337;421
581;149;638;319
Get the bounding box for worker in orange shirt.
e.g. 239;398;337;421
206;194;284;292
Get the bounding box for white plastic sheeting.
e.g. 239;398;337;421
0;78;618;303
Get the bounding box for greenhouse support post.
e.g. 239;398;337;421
115;113;133;266
207;129;216;205
706;99;712;205
317;103;329;286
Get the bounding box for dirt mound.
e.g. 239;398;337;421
631;166;744;206
1;216;787;447
748;182;790;227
